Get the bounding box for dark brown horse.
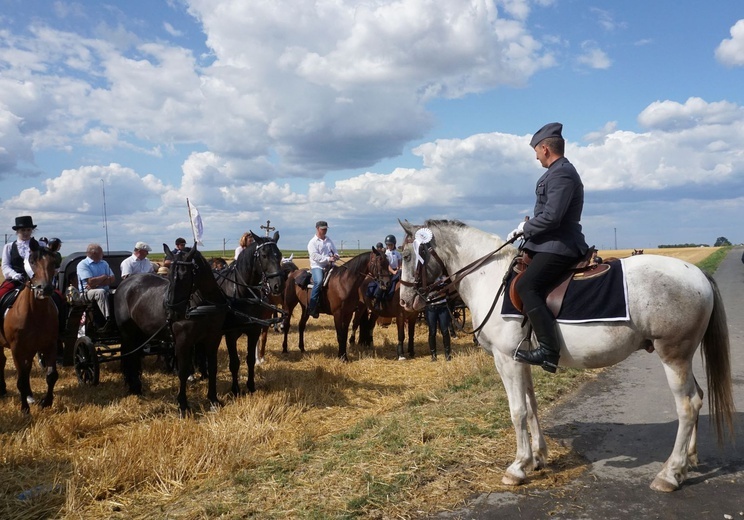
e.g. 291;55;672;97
355;282;419;359
214;232;285;394
115;245;228;415
281;249;389;360
0;239;59;413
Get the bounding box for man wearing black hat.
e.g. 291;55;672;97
506;122;589;373
1;216;38;287
306;220;339;318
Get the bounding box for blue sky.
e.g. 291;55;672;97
1;0;743;255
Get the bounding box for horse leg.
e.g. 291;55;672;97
281;300;296;354
0;346;6;396
13;354;33;414
39;345;59;408
687;376;704;467
396;317;405;359
297;311;309;353
334;312;350;361
176;340;192;416
226;333;241;396
257;326;268;365
245;327;258;393
121;340;143;395
493;350;542;485
206;340;221;411
651;358;702;492
406;316;416;358
524;368;548;469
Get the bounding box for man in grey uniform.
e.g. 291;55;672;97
506;122;589;373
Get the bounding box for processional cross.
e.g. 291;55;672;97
260;219;276;237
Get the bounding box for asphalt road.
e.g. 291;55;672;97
431;247;744;520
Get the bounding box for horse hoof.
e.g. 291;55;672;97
178;407;192;419
26;395;36;405
256;357;265;366
40;398;53;408
209;401;222;413
501;472;525;486
650;476;678;492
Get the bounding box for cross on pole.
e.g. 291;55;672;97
260;219;276;237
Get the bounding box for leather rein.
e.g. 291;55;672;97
400;234;521;335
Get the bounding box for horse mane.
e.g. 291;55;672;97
423;219;467;229
342;251;372;275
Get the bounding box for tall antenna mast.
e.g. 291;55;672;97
101;179;110;254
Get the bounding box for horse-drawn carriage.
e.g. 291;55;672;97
56;250;176;385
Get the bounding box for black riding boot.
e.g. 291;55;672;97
429;338;437;361
515;305;560;373
444;337;451;361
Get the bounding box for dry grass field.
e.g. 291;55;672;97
0;246;720;519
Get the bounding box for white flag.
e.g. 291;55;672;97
189;202;204;246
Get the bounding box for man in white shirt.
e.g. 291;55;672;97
306;220;339;318
120;241;155;279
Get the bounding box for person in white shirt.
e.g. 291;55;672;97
306;220;339;318
120;241;155;279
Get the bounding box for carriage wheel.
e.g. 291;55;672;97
74;337;100;386
451;305;466;331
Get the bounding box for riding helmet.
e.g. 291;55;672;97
384;234;396;245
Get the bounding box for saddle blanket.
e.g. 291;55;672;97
501;258;630;323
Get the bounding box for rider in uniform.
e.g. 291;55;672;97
506;122;588;373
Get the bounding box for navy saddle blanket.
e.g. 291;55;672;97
501;259;630;323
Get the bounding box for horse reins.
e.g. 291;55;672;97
400;234;521;335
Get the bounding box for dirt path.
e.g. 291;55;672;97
432;247;744;519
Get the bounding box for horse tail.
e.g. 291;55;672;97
701;272;736;445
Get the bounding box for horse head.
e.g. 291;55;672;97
27;238;56;299
367;246;392;290
163;242;197;319
398;219;446;312
251;235;285;296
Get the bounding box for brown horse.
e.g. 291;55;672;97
281;249;389;360
355;282;419;360
0;239;59;414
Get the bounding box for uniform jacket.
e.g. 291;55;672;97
522;156;589;258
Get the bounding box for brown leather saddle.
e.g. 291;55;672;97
509;247;612;317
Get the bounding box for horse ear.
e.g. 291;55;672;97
250;230;261;241
370;246;378;255
272;231;280;243
29;238;39;251
163;243;172;259
399;219;415;237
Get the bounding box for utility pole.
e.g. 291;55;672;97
614;228;617;250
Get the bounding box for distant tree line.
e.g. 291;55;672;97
658;237;731;248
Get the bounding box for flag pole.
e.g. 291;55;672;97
186;198;194;244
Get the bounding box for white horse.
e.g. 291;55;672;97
398;219;735;492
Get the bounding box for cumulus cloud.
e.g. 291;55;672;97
715;19;744;67
576;41;611;69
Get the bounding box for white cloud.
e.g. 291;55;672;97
576;41;611;69
715;19;744;67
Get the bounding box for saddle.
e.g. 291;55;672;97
296;267;334;290
509;247;611;317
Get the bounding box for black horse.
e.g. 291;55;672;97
214;231;285;395
114;244;228;415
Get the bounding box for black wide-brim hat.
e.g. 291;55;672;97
12;215;37;230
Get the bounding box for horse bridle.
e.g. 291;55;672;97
215;241;283;299
166;254;198;319
28;249;55;299
400;232;520;335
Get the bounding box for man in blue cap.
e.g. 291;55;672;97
506;122;589;373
